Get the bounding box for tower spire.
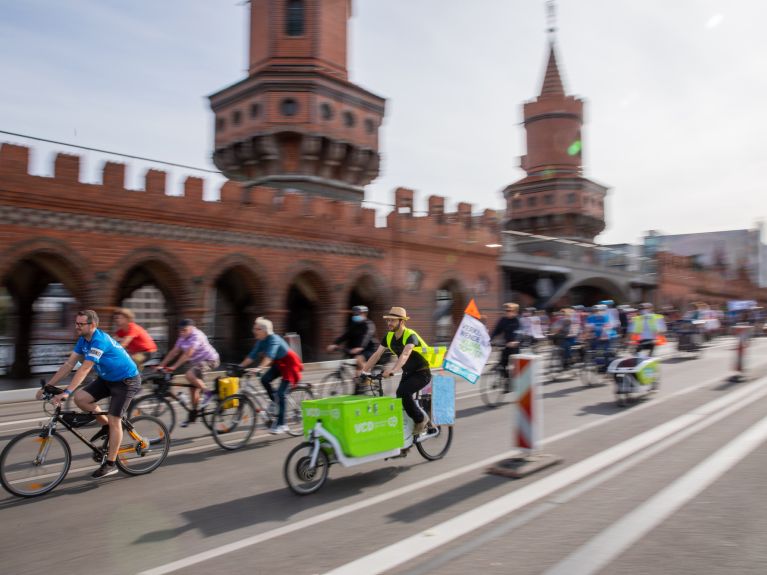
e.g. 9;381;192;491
540;0;564;97
546;0;557;39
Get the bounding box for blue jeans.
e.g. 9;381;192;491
261;366;289;426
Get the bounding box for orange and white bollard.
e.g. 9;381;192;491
488;353;561;478
732;324;752;382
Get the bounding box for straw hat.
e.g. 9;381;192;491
383;306;410;320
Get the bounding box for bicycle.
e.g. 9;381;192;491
320;350;391;397
284;373;453;495
128;367;217;435
579;341;615;386
0;382;170;498
319;356;358;397
210;364;315;450
479;348;515;408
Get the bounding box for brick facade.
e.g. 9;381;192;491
0;142;501;374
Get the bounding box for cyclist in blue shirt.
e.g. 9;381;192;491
585;304;618;368
36;309;140;478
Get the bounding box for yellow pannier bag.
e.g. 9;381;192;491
216;376;240;409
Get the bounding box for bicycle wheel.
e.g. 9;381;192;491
211;395;258;450
415;425;453;461
284;384;315;437
129;394;176;435
320;371;350;397
480;368;509;408
115;415;170;476
0;430;71;497
284;442;329;495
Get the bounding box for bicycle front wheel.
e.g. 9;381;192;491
284;442;329;495
115;415;170;476
320;372;350;397
211;395;257;450
480;369;509;408
0;430;71;497
129;394;176;435
415;425;453;461
284;384;314;436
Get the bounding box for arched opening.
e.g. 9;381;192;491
345;274;384;337
115;262;181;355
434;279;466;345
286;271;329;362
211;266;263;363
1;253;85;378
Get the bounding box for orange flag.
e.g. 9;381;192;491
464;298;481;319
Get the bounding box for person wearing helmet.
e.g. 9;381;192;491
585;303;618;370
327;304;379;375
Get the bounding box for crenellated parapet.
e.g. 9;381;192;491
0;144;501;252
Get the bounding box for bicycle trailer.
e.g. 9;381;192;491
301;395;404;457
607;355;660;396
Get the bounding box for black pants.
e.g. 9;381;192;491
396;369;431;424
637;339;655;356
500;346;519;378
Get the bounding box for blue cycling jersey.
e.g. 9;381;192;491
74;329;139;381
586;314;617;339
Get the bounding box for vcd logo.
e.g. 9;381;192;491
388;416;399;428
354;421;374;433
306;408;321;417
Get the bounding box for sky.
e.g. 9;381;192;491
1;0;765;246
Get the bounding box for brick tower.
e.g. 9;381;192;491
502;1;607;241
209;0;385;202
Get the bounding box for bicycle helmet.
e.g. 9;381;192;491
351;305;369;314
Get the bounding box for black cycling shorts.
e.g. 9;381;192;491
82;375;142;417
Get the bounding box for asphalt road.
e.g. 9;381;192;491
1;337;766;575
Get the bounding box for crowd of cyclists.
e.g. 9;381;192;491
28;296;765;483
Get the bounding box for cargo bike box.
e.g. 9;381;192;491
301;395;404;457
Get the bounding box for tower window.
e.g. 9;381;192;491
280;98;299;117
286;0;305;37
216;117;226;131
527;196;537;207
342;111;356;127
364;118;376;134
320;102;334;120
567;193;576;204
250;102;261;118
232;110;242;126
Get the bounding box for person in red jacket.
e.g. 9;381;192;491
113;307;158;371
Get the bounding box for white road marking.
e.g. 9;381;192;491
545;413;767;575
138;374;767;575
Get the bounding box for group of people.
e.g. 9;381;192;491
489;300;668;377
37;301;439;479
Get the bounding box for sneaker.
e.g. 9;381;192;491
199;390;214;407
92;462;118;479
413;415;430;436
180;411;198;428
268;424;289;435
90;424;110;442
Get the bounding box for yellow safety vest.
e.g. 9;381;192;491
385;328;446;369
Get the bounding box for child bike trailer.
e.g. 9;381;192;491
607;355;660;407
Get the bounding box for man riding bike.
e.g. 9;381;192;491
35;309;141;479
326;305;378;375
362;306;431;435
239;317;303;434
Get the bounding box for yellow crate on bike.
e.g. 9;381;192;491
215;376;240;409
302;395;404;457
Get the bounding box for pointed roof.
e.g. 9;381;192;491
539;42;565;98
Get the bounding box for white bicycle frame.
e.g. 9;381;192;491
307;417;442;469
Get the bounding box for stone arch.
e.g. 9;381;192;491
566;276;628;306
434;275;468;344
342;265;388;342
204;254;269;362
281;261;333;362
0;238;90;377
107;247;192;348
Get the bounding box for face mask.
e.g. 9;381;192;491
351;315;364;323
